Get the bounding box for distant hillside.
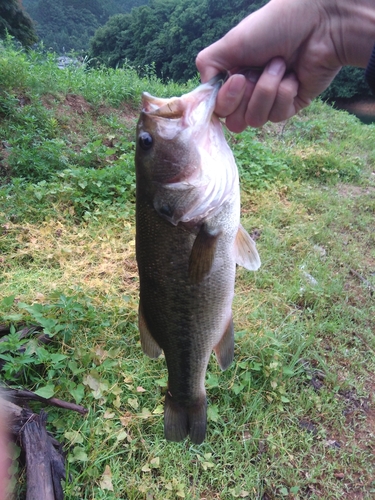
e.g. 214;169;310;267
22;0;148;53
90;0;269;82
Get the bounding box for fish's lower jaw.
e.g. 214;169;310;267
164;392;207;444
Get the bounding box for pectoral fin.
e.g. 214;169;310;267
235;224;261;270
138;302;162;358
214;317;234;371
189;224;221;284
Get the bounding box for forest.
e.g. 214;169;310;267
22;0;149;52
89;0;268;82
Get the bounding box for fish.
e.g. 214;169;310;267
135;75;261;444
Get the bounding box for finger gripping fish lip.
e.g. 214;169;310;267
206;72;228;88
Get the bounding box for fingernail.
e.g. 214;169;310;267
227;74;246;96
267;58;285;76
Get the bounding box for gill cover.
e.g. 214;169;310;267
136;76;239;226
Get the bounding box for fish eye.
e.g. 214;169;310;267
139;132;153;150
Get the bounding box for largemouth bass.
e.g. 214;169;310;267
135;75;260;444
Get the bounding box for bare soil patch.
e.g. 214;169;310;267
336;183;375;198
64;93;92;114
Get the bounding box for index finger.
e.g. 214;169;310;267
196;41;229;82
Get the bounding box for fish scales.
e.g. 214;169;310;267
135;75;261;444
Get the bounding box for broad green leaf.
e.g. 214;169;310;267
207;405;220;422
69;384;85;404
206;373;219;388
49;353;67;363
152;405;164;415
69;447;88;463
232;383;245;395
116;430;127;442
34;384;55;399
128;398;139;410
64;430;83;444
1;295;16;308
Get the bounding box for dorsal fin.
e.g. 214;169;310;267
235;224;261;270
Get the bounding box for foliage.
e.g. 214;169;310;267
230;129;290;189
0;39;32;92
18;0;373;100
0;293;117;405
0;40;196;187
90;0;268;82
2;160;136;221
321;66;372;101
0;0;37;47
22;0;149;53
278;100;370;183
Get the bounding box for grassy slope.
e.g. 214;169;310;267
0;43;374;499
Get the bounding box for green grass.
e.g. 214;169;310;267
1;41;375;499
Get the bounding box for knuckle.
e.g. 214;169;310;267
254;81;278;99
226;114;247;133
246;113;266;128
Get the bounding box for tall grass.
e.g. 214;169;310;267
0;38;197;107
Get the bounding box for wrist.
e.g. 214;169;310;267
325;0;375;67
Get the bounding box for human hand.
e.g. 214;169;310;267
196;0;362;131
0;404;9;500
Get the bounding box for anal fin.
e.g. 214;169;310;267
214;317;234;370
138;302;162;358
235;224;261;270
189;224;221;284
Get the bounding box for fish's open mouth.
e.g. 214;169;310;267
141;73;226;124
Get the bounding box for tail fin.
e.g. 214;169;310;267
164;392;207;444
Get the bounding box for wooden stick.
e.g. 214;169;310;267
1;401;66;500
2;388;88;415
22;411;65;500
0;324;43;341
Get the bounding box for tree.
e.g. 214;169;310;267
90;13;133;67
90;0;268;82
22;0;149;53
0;0;37;47
321;66;372;101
